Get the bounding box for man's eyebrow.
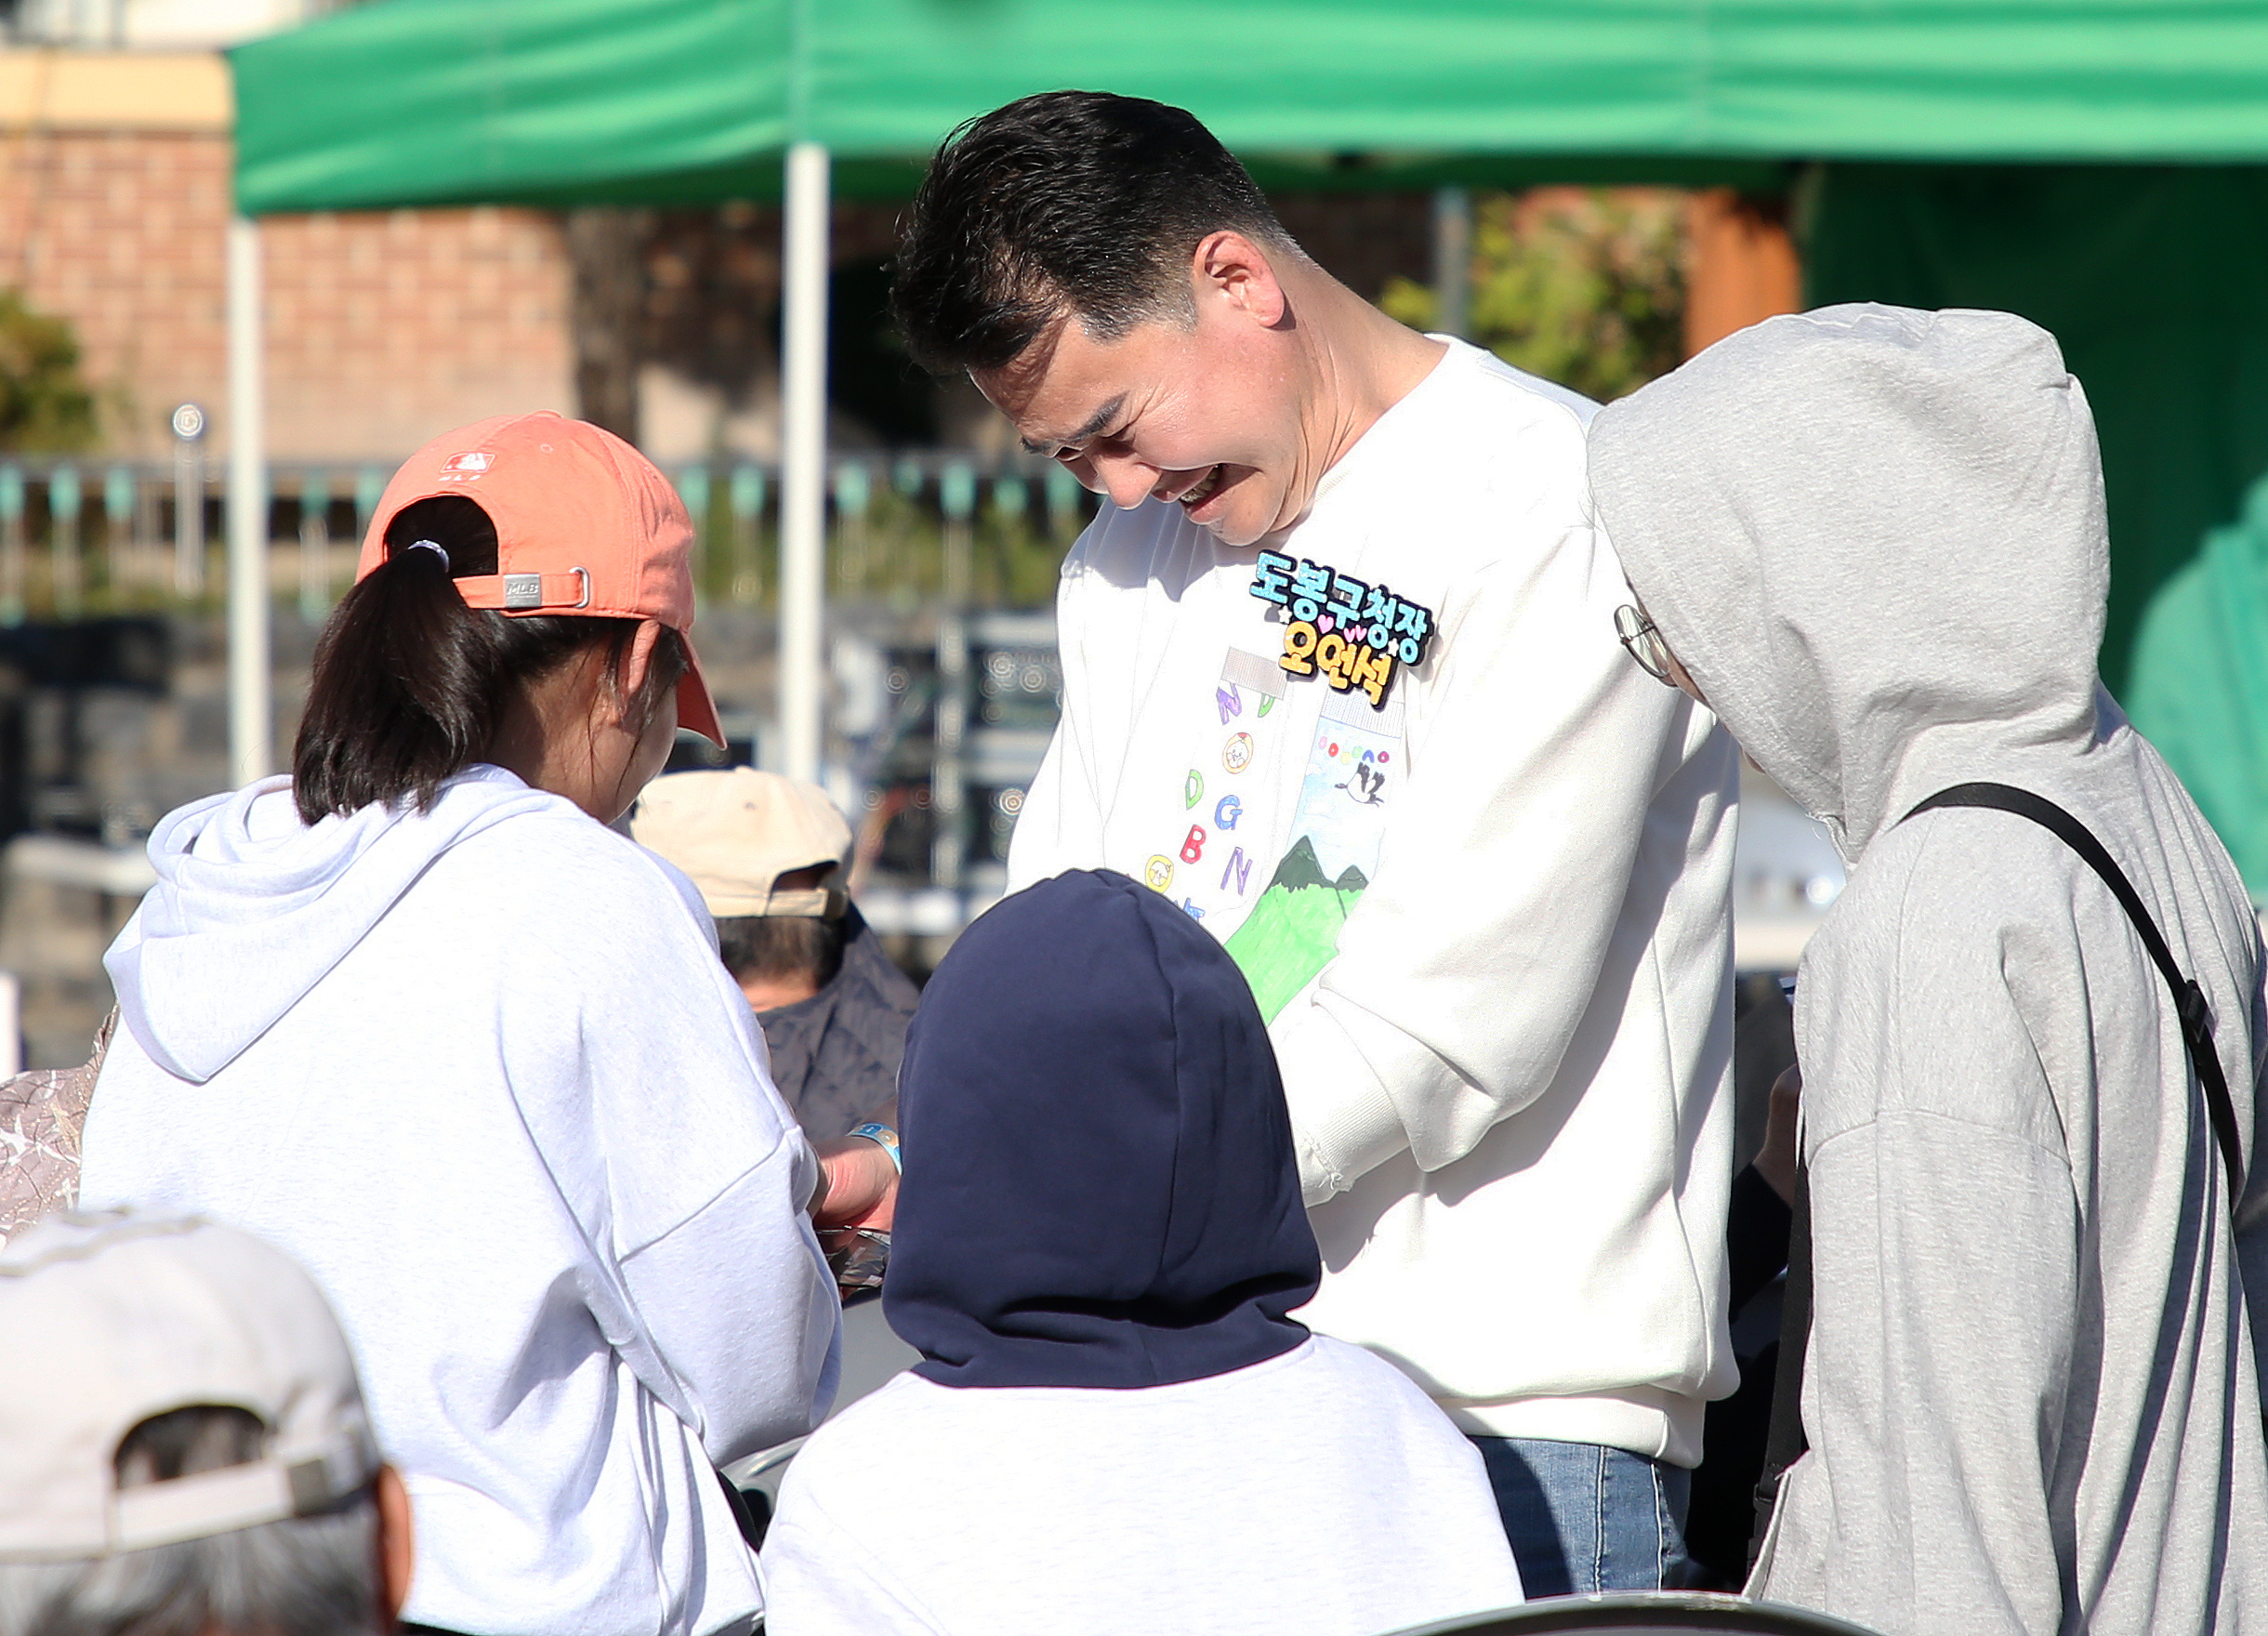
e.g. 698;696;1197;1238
1020;395;1126;456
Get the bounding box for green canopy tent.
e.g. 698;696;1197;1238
231;0;2268;212
222;0;2268;866
1802;162;2268;897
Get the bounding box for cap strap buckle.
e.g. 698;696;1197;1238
455;566;592;614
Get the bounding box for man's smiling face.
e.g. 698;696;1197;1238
971;234;1322;550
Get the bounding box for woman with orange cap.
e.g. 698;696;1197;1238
80;413;889;1636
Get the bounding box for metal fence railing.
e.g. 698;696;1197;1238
0;452;1098;624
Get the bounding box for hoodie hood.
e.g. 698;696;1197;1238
883;869;1320;1390
108;767;563;1083
1590;304;2109;861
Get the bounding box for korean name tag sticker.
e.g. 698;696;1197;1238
1248;550;1434;708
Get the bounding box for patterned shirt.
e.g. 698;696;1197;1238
0;1009;114;1246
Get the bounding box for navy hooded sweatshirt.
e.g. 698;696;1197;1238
761;869;1522;1635
885;867;1319;1388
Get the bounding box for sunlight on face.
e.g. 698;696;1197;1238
971;240;1317;549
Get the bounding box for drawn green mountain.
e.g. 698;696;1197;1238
1225;836;1368;1022
1263;834;1371;896
1268;834;1330;891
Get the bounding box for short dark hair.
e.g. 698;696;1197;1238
0;1405;384;1636
890;90;1292;375
292;495;688;825
716;915;848;1000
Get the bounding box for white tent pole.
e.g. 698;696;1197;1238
225;213;272;790
778;139;830;785
1431;186;1471;339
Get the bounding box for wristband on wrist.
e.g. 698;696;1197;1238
847;1122;902;1173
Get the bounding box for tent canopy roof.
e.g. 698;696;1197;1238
232;0;2268;215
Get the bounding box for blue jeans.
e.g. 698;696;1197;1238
1470;1436;1692;1597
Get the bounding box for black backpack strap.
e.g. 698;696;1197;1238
1747;1154;1811;1575
1905;783;2245;1207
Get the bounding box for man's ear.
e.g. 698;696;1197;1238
1192;230;1289;329
375;1464;415;1626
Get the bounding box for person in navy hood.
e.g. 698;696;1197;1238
761;870;1522;1636
886;867;1318;1389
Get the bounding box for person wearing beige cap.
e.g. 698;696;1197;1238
0;1209;413;1636
80;414;875;1636
633;769;920;1155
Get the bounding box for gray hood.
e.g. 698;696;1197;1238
1590;304;2109;862
108;766;562;1083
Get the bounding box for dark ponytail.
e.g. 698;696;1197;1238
292;495;688;824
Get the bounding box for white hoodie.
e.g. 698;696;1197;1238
763;868;1521;1636
79;767;840;1636
764;1338;1523;1636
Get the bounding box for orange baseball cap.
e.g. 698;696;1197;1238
356;411;723;745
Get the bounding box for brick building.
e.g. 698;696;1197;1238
0;47;575;462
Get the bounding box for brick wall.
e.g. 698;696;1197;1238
2;125;232;456
0;51;574;462
263;204;573;462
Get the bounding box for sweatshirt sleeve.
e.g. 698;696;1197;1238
505;844;842;1468
617;1154;841;1467
1274;521;1726;1201
1761;1109;2077;1636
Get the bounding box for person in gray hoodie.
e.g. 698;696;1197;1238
1589;304;2268;1635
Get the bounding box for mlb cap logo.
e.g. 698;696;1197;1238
444;452;493;474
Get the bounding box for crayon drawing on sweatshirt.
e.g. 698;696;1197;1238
1150;648;1293;926
1224;686;1404;1021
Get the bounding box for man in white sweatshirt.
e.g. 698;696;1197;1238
890;90;1740;1591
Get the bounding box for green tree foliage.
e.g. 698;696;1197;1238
1383;189;1687;404
0;290;99;453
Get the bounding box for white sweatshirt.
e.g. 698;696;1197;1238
1008;339;1740;1463
761;1335;1523;1635
79;768;840;1636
